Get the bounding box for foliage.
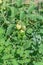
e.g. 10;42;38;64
0;0;43;65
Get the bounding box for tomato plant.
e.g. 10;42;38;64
0;0;43;65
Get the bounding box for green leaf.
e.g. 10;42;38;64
18;58;30;64
6;24;14;36
20;10;25;20
0;27;5;37
17;47;24;56
33;61;43;65
2;54;13;60
12;59;18;65
28;14;43;21
40;29;43;34
0;46;4;53
16;0;23;7
28;2;35;13
27;28;33;34
10;7;18;19
39;44;43;54
4;45;12;54
10;7;15;19
23;40;32;49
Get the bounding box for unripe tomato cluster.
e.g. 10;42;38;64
16;21;26;34
16;24;21;30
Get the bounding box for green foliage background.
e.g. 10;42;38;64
0;0;43;65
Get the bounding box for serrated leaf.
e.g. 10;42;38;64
20;10;25;20
2;54;13;60
27;28;33;34
6;24;14;36
40;29;43;34
0;27;5;37
16;0;23;7
12;59;18;65
39;44;43;54
17;47;24;56
33;61;43;65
